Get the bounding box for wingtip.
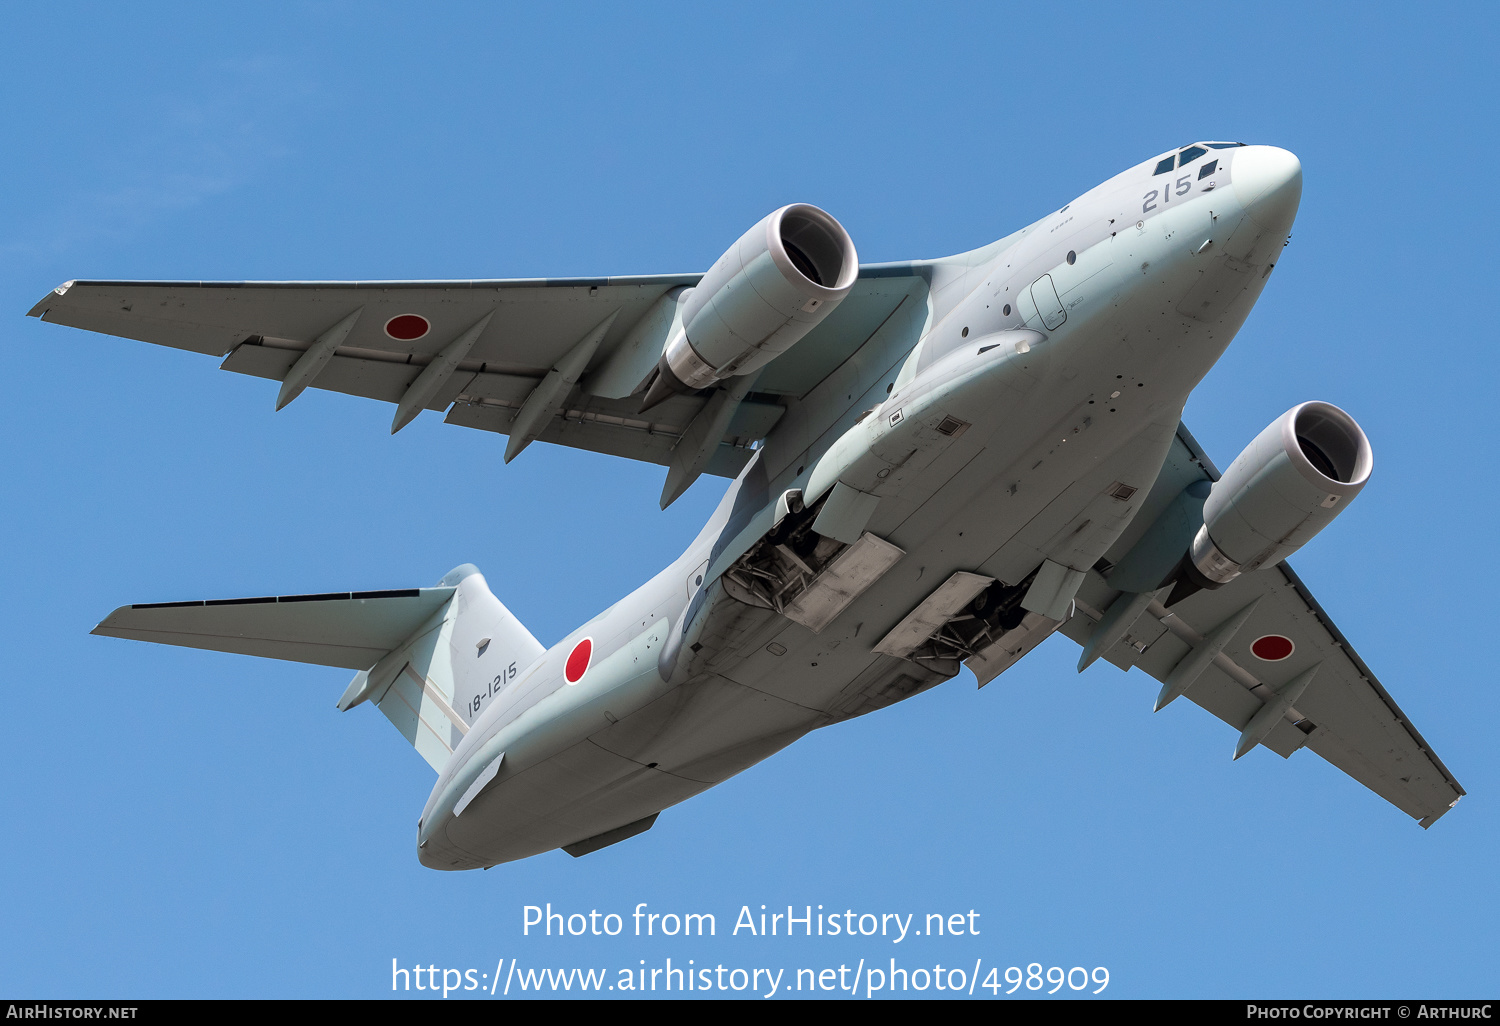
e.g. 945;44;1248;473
28;281;74;318
91;605;135;636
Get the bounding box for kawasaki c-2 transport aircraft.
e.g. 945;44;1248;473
31;142;1464;868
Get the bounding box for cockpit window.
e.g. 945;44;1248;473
1156;141;1243;174
1198;159;1218;180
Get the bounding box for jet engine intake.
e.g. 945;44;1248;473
641;204;858;409
1189;401;1372;586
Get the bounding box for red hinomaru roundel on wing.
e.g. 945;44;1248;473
564;638;593;684
385;314;430;341
1250;635;1295;661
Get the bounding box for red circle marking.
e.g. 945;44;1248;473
385;314;430;341
564;638;593;684
1250;635;1295;662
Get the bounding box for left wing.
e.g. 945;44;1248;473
1057;426;1464;827
28;271;926;479
92;586;456;669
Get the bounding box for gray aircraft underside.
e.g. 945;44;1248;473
34;142;1464;869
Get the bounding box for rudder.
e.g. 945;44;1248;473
338;564;544;771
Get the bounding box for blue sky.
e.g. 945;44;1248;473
2;2;1496;999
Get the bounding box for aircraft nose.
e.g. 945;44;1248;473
1232;146;1303;231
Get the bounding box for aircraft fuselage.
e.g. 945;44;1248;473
417;144;1304;868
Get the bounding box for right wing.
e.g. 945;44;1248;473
1058;426;1465;827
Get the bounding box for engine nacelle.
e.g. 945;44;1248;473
641;204;858;408
1190;401;1373;585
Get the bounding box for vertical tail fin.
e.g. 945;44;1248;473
338;564;544;772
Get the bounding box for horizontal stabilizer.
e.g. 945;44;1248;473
92;588;457;669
